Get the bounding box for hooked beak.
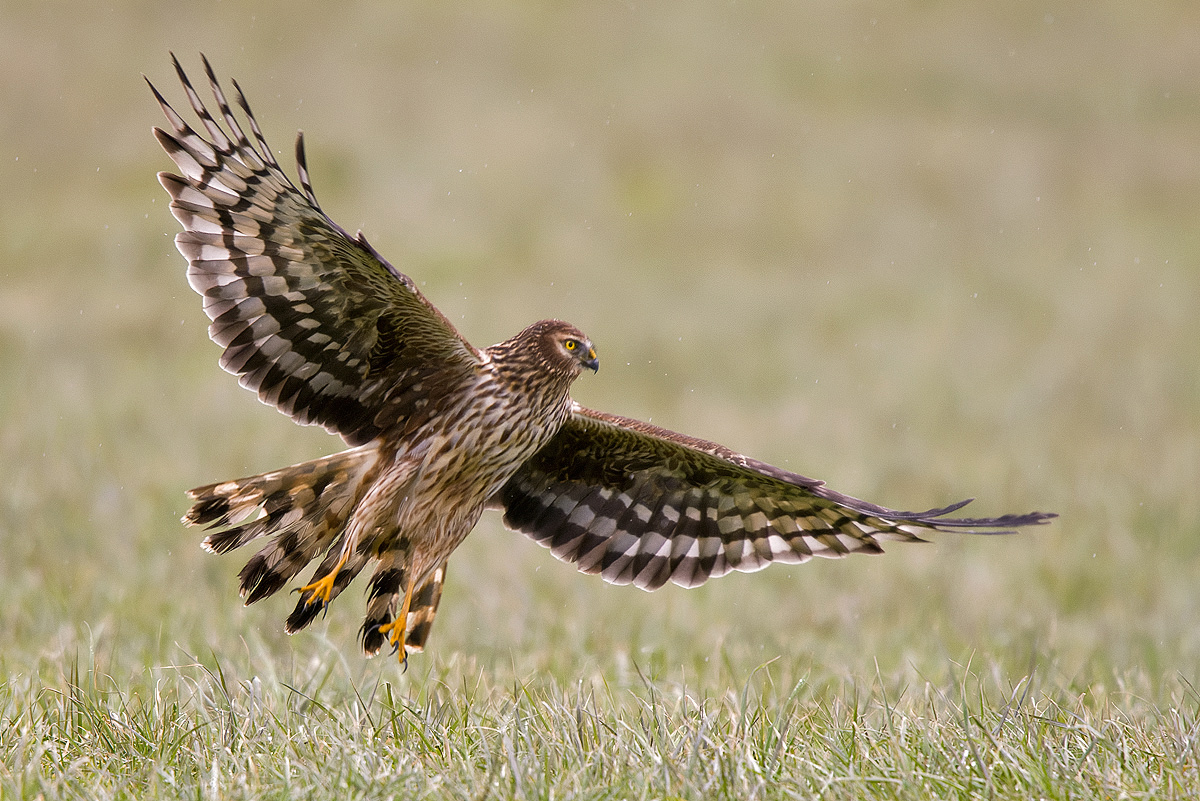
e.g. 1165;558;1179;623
582;346;599;373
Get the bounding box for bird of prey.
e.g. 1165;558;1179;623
149;55;1055;664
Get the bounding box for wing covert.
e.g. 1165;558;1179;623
496;405;1056;591
151;55;481;446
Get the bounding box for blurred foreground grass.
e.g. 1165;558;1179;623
2;1;1199;798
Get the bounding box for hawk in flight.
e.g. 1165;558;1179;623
150;56;1055;664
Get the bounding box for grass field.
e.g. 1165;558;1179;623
3;2;1200;798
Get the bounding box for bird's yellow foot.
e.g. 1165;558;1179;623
297;571;338;607
377;616;408;654
378;583;415;668
296;556;347;607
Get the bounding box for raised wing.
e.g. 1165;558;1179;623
150;55;481;446
497;406;1055;591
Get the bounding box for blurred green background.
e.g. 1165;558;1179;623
1;0;1198;698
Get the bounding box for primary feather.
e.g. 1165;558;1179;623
152;55;1055;663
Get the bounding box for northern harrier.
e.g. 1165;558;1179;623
150;56;1055;664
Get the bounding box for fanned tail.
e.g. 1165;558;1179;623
184;445;380;607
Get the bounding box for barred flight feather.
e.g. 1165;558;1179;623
186;447;379;606
498;405;1056;591
156;56;1054;665
150;54;481;448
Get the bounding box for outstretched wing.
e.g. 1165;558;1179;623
496;405;1056;591
150;54;480;446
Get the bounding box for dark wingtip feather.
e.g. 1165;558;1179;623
170;52;192;92
926;509;1058;534
199;52;217;82
294;131;322;208
145;76;168;107
917;498;975;517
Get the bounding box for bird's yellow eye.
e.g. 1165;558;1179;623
564;339;577;351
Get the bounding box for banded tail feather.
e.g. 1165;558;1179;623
184;444;449;653
185;446;380;608
359;559;447;656
155;56;1055;666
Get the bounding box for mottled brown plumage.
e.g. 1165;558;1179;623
152;55;1055;664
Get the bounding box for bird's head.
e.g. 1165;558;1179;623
487;319;599;392
493;318;598;380
540;319;599;376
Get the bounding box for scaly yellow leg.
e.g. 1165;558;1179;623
296;552;349;608
377;581;415;666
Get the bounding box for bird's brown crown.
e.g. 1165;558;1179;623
489;319;599;381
